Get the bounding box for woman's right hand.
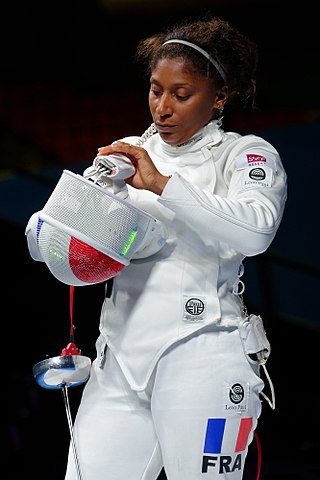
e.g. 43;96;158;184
97;142;170;195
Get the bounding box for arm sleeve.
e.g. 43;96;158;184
158;145;287;257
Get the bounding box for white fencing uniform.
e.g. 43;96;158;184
64;120;287;479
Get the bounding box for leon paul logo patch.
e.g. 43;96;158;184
249;168;266;181
242;165;273;189
224;382;248;412
183;296;206;322
229;383;245;404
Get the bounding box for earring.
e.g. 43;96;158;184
216;104;224;128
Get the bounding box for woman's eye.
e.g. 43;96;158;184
151;89;161;97
176;95;190;101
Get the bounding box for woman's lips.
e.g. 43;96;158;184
156;123;177;133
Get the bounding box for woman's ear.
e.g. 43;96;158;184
213;85;229;110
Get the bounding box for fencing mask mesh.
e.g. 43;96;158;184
26;170;165;286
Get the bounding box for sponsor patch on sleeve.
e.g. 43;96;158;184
242;166;273;189
235;152;277;171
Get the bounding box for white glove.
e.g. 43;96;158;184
132;219;168;259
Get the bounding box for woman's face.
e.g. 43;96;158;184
149;57;221;146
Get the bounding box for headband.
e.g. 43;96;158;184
162;39;227;83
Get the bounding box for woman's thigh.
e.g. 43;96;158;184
64;340;163;480
151;327;264;480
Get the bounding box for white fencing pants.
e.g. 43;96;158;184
64;326;264;480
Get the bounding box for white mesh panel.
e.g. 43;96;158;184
40;170;156;261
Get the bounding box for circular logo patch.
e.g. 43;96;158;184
229;383;244;404
185;298;205;316
249;168;266;181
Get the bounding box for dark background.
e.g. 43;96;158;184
1;1;319;479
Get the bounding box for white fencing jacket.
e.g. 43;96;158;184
98;120;287;390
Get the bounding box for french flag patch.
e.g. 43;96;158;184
204;417;253;454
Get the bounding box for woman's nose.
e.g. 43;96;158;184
157;93;173;116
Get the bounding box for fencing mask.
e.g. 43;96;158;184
26;169;167;286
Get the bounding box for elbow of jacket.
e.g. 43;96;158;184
240;234;274;257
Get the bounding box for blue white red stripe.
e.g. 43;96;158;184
204;418;253;454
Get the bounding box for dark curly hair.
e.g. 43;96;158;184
135;16;258;112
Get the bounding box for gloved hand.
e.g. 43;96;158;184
132;219;167;259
